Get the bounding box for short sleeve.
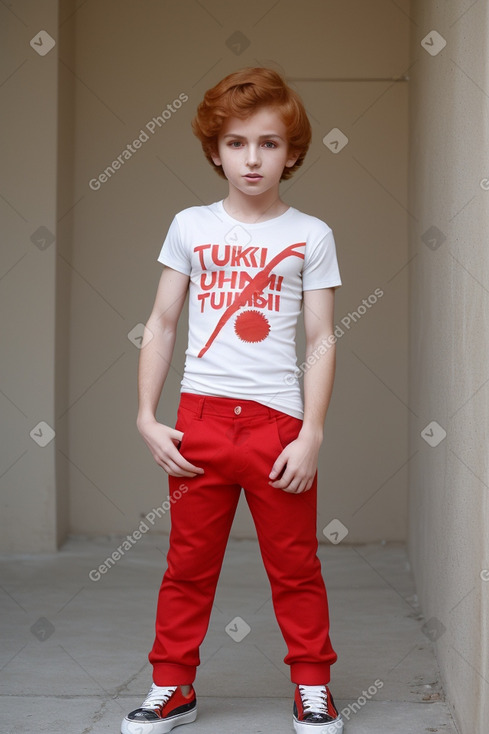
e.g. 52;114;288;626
302;227;342;290
157;215;191;275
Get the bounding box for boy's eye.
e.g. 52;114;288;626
226;140;278;148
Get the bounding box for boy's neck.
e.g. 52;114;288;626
222;187;289;223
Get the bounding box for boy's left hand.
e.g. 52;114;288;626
268;429;322;494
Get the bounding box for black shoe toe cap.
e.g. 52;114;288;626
127;708;159;722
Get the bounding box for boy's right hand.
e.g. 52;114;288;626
137;418;204;477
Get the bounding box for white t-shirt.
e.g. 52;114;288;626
157;200;342;419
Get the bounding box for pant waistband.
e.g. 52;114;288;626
179;392;281;419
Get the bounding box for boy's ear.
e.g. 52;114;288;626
210;148;222;166
285;149;300;168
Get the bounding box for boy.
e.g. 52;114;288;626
121;67;343;734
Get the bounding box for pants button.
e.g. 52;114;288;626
234;406;242;415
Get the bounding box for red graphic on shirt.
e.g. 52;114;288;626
234;310;271;343
198;242;305;358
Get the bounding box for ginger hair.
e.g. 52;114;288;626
191;67;312;181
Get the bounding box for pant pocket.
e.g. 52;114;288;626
273;412;303;450
175;406;196;454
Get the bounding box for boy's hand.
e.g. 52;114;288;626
137;418;204;478
268;428;322;493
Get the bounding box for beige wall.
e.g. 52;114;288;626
1;0;60;551
1;0;410;549
408;2;489;733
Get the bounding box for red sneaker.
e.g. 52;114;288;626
121;684;197;734
293;684;343;733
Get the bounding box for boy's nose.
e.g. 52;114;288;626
246;145;260;166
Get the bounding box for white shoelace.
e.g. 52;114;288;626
141;684;178;710
299;685;328;715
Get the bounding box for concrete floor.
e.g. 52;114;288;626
0;535;459;734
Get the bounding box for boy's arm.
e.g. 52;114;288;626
137;266;204;478
269;287;336;493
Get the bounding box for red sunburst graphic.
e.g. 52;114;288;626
234;310;271;343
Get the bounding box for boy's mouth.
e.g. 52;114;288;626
244;173;263;180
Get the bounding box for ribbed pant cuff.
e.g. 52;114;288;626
152;663;196;686
290;662;331;685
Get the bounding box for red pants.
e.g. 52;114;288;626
149;393;338;685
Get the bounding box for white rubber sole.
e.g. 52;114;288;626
121;706;197;734
293;714;344;734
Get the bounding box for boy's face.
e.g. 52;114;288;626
211;107;298;198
